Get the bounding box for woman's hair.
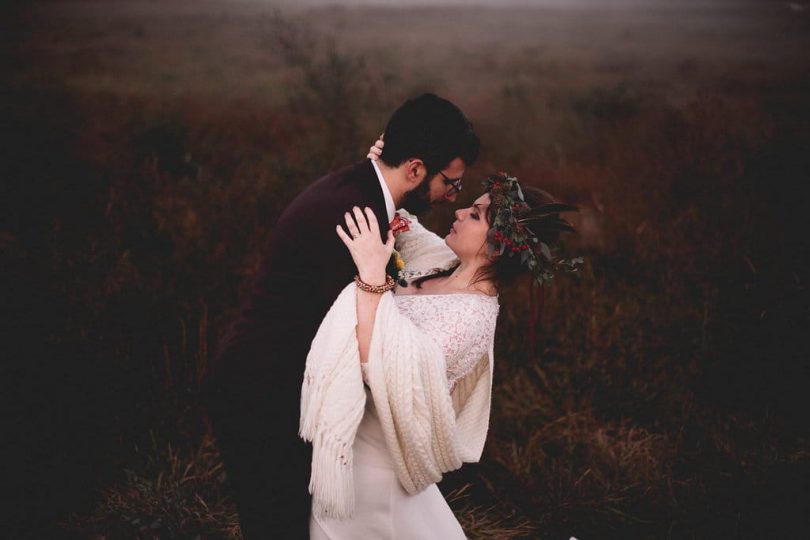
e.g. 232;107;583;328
413;185;563;291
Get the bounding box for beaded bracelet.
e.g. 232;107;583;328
354;274;395;294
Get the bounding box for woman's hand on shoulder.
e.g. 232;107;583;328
366;134;384;161
336;206;394;285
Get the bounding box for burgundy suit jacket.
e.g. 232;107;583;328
206;159;391;409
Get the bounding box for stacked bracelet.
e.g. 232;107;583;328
354;274;395;294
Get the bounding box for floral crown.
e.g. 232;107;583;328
484;172;583;285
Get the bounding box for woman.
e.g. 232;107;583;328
300;144;577;539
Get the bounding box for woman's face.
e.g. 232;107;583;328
445;192;492;260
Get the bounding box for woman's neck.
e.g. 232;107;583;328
445;259;495;296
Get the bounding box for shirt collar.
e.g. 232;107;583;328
371;158;396;223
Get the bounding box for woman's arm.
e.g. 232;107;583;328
394;210;458;276
336;206;394;363
356;287;385;363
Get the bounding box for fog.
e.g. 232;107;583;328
3;0;809;537
276;0;757;6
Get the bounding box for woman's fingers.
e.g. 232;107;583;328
352;206;370;234
344;211;361;238
340;207;381;243
335;224;353;246
367;145;382;160
367;135;384;160
364;207;379;235
336;207;390;279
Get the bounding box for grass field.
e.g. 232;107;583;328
3;1;809;538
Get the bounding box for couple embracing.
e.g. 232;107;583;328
202;94;576;539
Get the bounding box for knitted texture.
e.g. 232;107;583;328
298;287;367;519
365;292;463;493
299;208;495;519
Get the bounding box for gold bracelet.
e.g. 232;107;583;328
354;274;395;294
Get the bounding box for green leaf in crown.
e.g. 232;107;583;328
483;171;582;285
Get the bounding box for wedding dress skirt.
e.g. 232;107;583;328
309;386;467;539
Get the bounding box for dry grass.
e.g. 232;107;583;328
3;1;809;538
62;434;242;540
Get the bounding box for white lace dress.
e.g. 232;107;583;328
309;291;499;539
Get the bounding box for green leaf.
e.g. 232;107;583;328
521;250;530;264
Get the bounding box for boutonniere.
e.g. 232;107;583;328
390;249;407;287
389;212;411;236
388;212;410;287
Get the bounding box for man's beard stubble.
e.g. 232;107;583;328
400;176;433;216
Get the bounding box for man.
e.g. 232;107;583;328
202;93;480;539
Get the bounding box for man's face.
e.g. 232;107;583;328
401;157;466;215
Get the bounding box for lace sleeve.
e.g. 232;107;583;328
393;294;499;395
445;306;497;394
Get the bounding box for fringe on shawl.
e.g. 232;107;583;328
300;362;365;519
299;371;320;441
298;284;366;520
308;429;356;519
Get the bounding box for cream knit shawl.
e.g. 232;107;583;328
298;211;495;520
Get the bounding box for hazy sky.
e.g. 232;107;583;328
276;0;707;6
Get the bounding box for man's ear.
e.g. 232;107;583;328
404;158;427;186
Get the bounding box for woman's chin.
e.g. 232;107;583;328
444;236;460;256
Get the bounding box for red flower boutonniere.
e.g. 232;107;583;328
389;212;411;237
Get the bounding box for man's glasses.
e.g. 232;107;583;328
439;171;463;196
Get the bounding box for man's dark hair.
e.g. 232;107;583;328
380;93;480;177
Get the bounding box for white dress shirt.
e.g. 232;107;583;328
371;158;396;223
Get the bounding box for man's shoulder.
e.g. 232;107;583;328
279;160;377;224
306;159;374;195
